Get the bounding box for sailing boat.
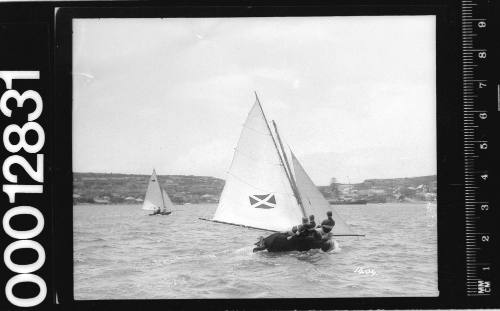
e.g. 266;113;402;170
142;169;173;216
203;93;361;238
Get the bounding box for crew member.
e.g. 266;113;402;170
305;215;316;232
285;225;299;237
287;217;309;240
316;211;335;240
298;214;317;239
315;225;331;241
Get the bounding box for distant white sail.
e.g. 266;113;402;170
212;99;303;231
161;188;174;213
289;151;355;236
142;169;172;212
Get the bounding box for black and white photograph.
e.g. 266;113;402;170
72;16;438;299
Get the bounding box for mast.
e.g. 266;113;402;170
254;92;305;215
272;120;306;217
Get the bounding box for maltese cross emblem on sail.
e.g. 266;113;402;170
249;194;276;209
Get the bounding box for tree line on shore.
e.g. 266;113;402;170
73;172;437;205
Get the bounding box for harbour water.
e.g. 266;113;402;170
74;203;438;299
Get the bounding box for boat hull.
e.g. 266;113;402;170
253;232;334;253
148;211;172;216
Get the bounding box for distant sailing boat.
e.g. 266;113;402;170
203;93;361;236
142;169;173;216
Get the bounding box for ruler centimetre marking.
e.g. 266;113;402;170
462;0;493;297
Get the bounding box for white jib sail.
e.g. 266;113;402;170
212;99;304;231
289;151;356;236
161;188;174;213
142;169;165;211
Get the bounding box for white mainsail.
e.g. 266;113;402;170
212;94;358;235
212;98;303;231
142;169;173;213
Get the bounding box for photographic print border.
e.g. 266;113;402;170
53;2;464;310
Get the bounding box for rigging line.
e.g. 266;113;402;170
272;121;306;217
254;92;301;207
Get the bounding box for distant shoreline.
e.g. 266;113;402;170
72;171;436;187
73;172;436;206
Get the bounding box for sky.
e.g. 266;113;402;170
73;16;436;185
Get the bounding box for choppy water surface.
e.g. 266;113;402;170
74;203;437;299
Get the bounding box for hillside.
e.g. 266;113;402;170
73;172;224;205
319;175;437;203
74;172;436;205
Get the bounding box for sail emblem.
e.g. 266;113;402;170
249;194;276;209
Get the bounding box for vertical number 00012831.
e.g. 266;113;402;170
0;71;47;307
462;0;493;297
